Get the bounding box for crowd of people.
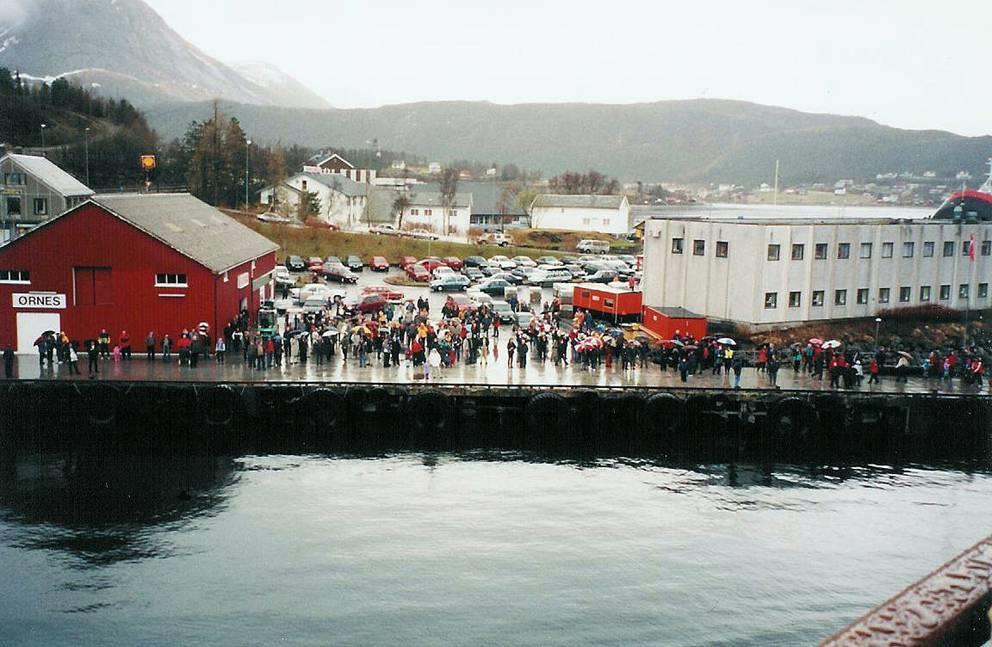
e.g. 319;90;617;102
3;296;989;393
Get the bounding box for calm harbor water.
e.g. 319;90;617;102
1;450;990;646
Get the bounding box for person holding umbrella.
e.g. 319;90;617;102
895;351;912;383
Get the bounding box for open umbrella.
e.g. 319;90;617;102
897;350;914;359
822;340;842;349
683;345;699;351
717;337;736;346
321;329;339;338
809;338;824;346
668;339;685;347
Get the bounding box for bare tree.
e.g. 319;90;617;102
438;167;459;235
392;193;411;230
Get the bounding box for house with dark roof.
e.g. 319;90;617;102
302;152;377;184
0;153;95;243
0;193;278;354
530;194;631;235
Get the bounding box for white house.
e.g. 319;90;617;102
399;191;473;238
260;172;368;229
302;153;377;184
529;194;631;235
641;215;992;327
0;153;94;242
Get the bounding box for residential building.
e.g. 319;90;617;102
399;190;473;237
641;215;992;327
260;172;369;229
530;194;631;235
0;153;94;243
302;153;377;184
0;193;277;353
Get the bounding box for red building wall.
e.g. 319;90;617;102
0;203;275;350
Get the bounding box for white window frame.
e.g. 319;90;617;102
0;269;31;284
155;273;188;287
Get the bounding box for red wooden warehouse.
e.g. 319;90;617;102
641;305;707;340
0;193;278;353
572;283;643;323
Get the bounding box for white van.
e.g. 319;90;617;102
576;239;611;254
478;232;513;247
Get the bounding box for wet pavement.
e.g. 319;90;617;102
8;351;989;395
8;268;989;395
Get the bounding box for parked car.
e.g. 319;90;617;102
430;274;470;292
369;224;400;236
273;265;294;286
346;255;363;272
585;270;618;283
343;294;388;315
417;258;449;273
307;257;324;272
432;266;456;280
564;263;586;278
488;255;516;270
285;255;306;272
467;290;494;307
398;255;418;269
324;265;358;283
515;311;535;328
443;256;464;270
477;232;513;246
302;296;328;315
324;256;342;267
477;263;499;276
449;293;477;315
405;264;431;282
463;266;485;281
528;269;573;286
298;283;334;303
362;285;405;303
491;271;524;285
257;212;292;224
511;255;537;268
618;254;638;266
273;298;294;314
463;255;488;267
535;256;562;266
576;239;611;254
478;278;513;297
369;256;390;272
489;300;516;323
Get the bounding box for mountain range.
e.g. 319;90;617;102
0;0;329;109
2;0;990;184
145;99;992;184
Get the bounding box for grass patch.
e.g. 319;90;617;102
233;216;570;263
513;228;640;253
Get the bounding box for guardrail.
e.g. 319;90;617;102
821;534;992;646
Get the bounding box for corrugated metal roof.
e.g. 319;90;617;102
4;153;94;197
533;194;626;210
93;193;278;273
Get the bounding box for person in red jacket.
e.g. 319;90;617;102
119;330;132;360
868;358;880;385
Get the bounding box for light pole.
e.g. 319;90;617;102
40;123;47;155
875;317;882;348
84;127;91;186
245;139;252;211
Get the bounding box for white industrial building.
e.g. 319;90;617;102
641;216;992;327
530;194;631;235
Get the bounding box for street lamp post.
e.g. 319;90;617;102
875;317;882;348
245;139;252;211
40;123;47;155
84;127;91;186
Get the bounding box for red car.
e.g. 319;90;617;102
416;258;449;272
405;264;431;282
362;285;405;302
307;256;324;272
344;294;388;315
443;256;464;270
398;255;418;269
369;256;390;272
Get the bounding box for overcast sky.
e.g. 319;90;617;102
143;0;991;136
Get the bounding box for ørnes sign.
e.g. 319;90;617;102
12;293;66;309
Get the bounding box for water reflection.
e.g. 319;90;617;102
0;450;236;566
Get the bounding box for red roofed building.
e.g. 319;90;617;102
0;193;278;353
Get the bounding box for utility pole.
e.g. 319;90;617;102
773;159;780;206
245;138;252;210
40;123;47;156
212;101;219;206
84;127;91;186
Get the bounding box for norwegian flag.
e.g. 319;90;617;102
969;234;977;261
